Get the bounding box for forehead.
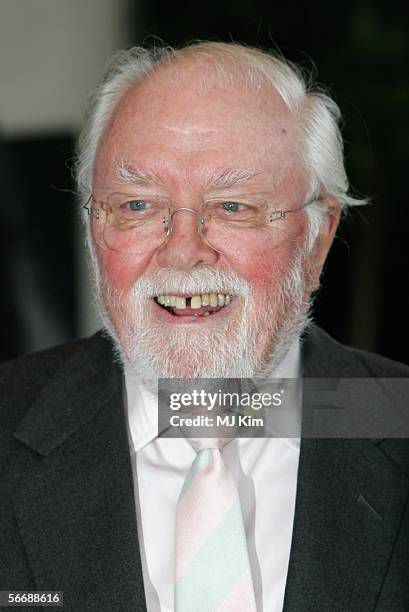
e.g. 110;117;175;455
94;58;304;192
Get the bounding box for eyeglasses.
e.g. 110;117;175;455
84;192;317;255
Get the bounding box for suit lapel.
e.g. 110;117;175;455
11;334;146;610
10;327;408;610
283;327;409;611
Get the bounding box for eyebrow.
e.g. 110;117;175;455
205;168;260;189
116;161;163;186
116;160;260;190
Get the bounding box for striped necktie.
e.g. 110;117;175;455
174;438;257;611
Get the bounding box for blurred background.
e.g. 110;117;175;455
0;0;408;364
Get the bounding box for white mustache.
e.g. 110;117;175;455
127;267;251;299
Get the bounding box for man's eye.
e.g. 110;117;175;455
126;200;150;212
221;201;244;213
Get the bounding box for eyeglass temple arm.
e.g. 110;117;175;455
83;195;100;220
269;197;321;222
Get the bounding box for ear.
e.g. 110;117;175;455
310;197;341;286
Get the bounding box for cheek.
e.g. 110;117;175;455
225;239;296;288
91;215;161;290
96;246;151;290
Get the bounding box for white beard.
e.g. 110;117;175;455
88;240;314;390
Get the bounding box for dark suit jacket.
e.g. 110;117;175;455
1;326;409;611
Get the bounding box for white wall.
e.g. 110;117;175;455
0;0;132;135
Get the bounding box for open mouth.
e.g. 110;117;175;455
154;293;234;317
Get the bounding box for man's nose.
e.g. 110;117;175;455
156;208;218;269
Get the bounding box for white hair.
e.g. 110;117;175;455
76;41;367;248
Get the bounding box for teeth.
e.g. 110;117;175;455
175;296;186;309
209;293;218;307
156;293;233;310
191;295;202;309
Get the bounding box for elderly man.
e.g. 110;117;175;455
1;42;408;612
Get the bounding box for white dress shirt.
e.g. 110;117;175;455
124;341;301;612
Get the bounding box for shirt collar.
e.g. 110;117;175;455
125;337;301;453
125;373;159;452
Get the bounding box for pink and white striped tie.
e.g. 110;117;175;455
174;438;257;611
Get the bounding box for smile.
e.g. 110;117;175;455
154;293;233;317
